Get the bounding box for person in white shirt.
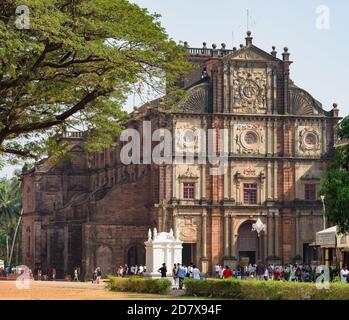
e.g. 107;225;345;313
264;268;269;281
215;264;220;278
130;265;135;275
192;265;201;280
340;265;349;284
218;265;224;279
138;265;144;275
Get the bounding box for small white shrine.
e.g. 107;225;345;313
144;228;183;278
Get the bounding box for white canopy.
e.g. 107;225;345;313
316;226;337;246
317;226;337;234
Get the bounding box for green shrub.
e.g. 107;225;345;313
108;276;171;295
183;279;349;300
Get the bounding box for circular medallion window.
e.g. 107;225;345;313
244;131;258;145
304;133;317;146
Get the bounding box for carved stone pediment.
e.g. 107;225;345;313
178;168;199;180
300;173;321;181
228;45;280;62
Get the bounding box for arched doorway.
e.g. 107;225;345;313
127;244;145;266
95;245;113;277
237;221;259;265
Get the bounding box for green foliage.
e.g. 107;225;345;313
0;0;192;165
0;174;22;264
320;116;349;234
184;279;349;300
108;276;171;295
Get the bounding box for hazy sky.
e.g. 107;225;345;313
1;0;348;178
130;0;348;115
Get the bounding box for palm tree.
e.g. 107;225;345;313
0;176;21;266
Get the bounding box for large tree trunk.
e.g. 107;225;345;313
9;209;23;267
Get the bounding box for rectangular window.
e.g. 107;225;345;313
243;183;258;205
183;183;195;200
305;184;316;201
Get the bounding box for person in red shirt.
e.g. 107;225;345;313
223;266;233;279
274;267;281;281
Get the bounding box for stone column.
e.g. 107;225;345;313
273;162;278;199
274;212;280;259
63;225;69;275
263;232;268;262
46;229;51;269
201;164;206;199
172;164;177;199
224;164;229;199
201;210;207;258
322;120;327;156
295;210;301;256
230;215;236;259
267;121;273;155
224;213;230;257
273;121;278;154
267;162;272;199
173;209;178;232
267;212;274;257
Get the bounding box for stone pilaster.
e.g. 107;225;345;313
224;212;230;257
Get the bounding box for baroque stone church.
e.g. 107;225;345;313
21;32;340;279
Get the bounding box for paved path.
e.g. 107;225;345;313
0;280;181;300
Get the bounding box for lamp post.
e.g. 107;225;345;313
252;219;267;263
320;195;326;230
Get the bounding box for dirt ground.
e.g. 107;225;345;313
0;280;177;300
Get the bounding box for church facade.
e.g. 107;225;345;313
21;33;340;279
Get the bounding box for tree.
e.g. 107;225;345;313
0;174;21;265
320;116;349;234
0;0;191;165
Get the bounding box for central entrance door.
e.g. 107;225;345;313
182;243;197;266
237;221;259;265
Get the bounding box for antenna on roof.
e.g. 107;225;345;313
247;9;249;32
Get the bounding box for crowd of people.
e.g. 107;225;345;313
2;261;348;284
171;263;202;289
116;264;147;276
214;263;349;283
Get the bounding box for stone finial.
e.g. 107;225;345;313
282;47;290;61
221;43;226;50
202;42;207;49
176;227;180;241
148;229;152;241
245;30;253;46
183;41;189;48
271;46;277;57
153;227;158;239
212;43;217;49
239;44;244;49
170;228;174;237
233;47;237;52
332;103;339;117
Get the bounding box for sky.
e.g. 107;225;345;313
1;0;348;178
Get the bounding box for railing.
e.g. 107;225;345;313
186;47;234;57
60;131;84;139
